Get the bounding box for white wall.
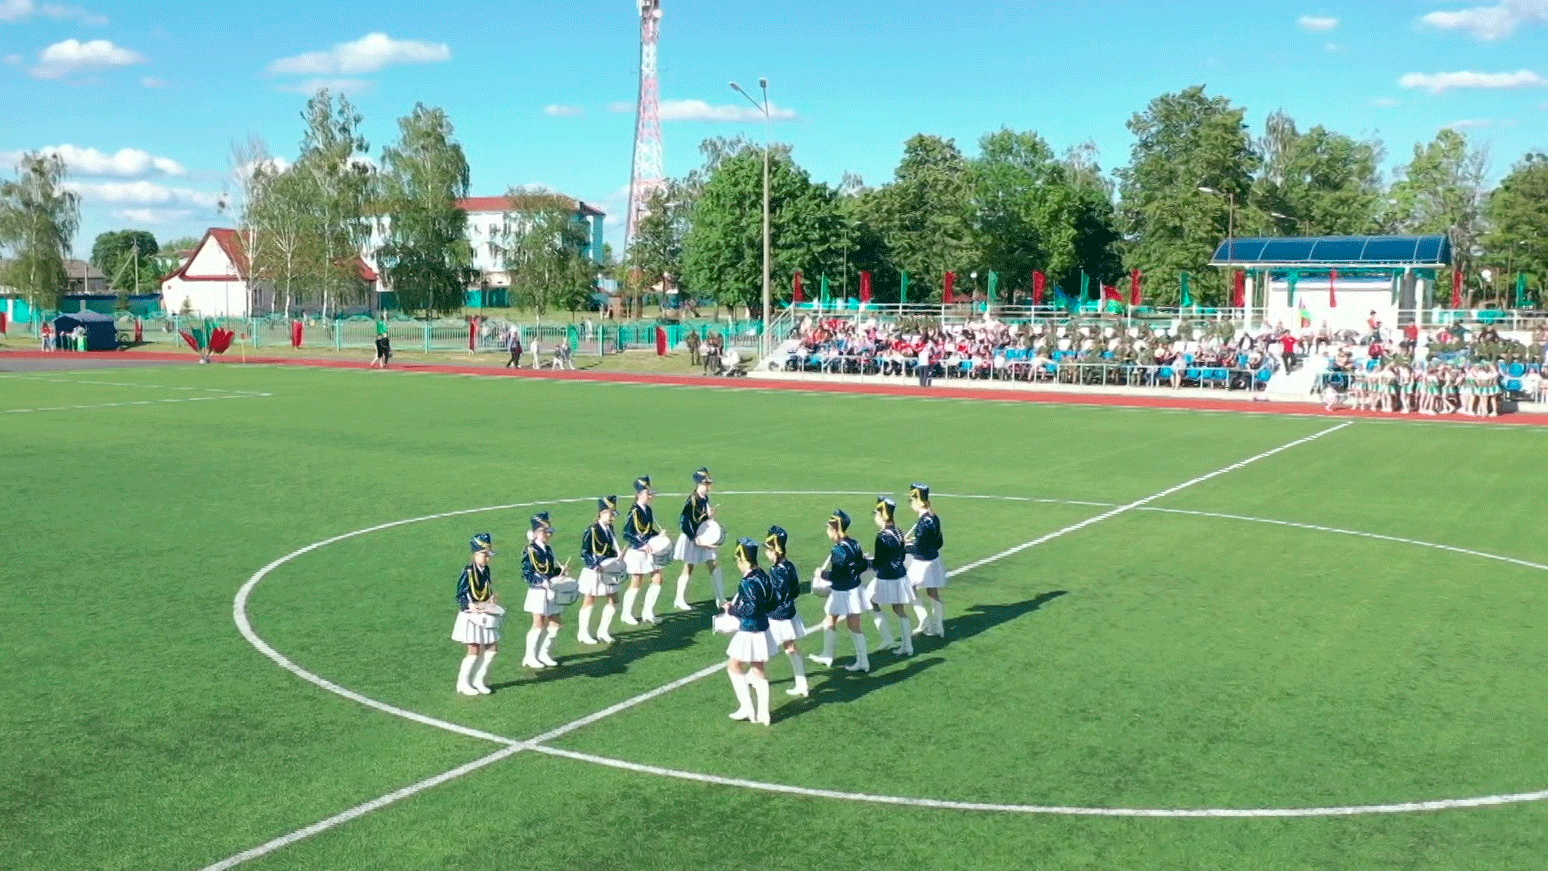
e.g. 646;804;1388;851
160;235;251;317
1262;278;1421;333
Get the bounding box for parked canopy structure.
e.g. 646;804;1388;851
1209;234;1452;269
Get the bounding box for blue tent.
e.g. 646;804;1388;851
53;310;119;351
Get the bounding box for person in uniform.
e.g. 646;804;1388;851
450;533;501;696
866;496;915;656
905;483;948;638
724;537;777;725
764;525;809;697
672;467;725;610
809;509;872;673
576;496;623;645
620;475;666;624
521;513;567;668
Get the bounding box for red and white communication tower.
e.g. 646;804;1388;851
625;0;665;251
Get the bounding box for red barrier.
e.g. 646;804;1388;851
291;320;303;348
655;326;667;356
0;311;8;335
134;317;142;343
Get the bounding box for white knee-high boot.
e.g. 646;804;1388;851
523;627;544;667
809;628;836;666
620;586;640;624
470;650;496;693
642;584;662;622
711;566;726;605
872;611;895;648
931;598;945;637
898;614;914;655
673;568;692;610
846;631;870;672
727;669;753;720
537;625;559;666
747;672;771;725
456;653;480;695
577;604;597;643
785;650;808;696
598;602;617;642
912;602;930;634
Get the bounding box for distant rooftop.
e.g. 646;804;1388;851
1210;235;1452;269
457;195;605;218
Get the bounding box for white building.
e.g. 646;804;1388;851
159;227;378;317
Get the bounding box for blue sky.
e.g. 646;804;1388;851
3;0;1546;257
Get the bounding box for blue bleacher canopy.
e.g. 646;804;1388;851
1209;235;1451;269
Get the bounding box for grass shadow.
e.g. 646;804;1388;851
912;589;1069;652
490;600;717;688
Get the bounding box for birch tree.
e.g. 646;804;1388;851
0;152;80;312
376;103;477;317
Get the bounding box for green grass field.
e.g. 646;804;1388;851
3;362;1547;871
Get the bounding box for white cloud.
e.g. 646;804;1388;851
1398;69;1546;92
1325;42;1340;51
267;33;450;76
0;0;106;25
140;75;165;88
111;207;194;225
1298;14;1339;30
1371;97;1401;108
274;77;374;95
544;104;584;117
3;53;21;66
64;180;222;209
28;38;144;80
1421;0;1548;41
235;156;291;178
609;98;800;123
1444;118;1520;129
0;144;186;177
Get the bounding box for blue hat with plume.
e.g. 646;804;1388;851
530;512;554;534
734;537;759;564
470;532;496;554
875;496;896;521
634;475;654;494
765;525;788;553
693;467;713;485
909;483;930;502
828;508;851;532
597;495;617;512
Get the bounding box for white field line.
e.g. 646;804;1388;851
0;373;270;394
3;394;269;414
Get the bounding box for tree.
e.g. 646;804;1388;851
1483;152;1548;305
245;165;313;317
375;103;477;318
875;134;974;301
502;187;596;318
0;152;80;312
1117;86;1260;305
679;144;846;311
1253;110;1384;236
627;180;689;309
1385;128;1490;304
90;229;159;298
293;89;374;317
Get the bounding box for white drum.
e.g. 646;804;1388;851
712;612;740;634
598;556;628;577
471;603;506;630
647;534;673;556
694;520;725;548
810;568;832;598
546;577;580;608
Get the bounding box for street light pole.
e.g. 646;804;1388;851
730;78;772;356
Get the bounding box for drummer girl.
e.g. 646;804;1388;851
810;509;872;674
868;497;915;656
521;513;567;669
764;526;809;698
451;533;500;696
620;476;667;624
905;483;947;638
576;496;623;645
673;467;725;611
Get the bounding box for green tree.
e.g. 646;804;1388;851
0;152;80;312
502;187;596;318
245;165;313;317
627;181;688;308
1117;85;1260;305
679;145;846;311
376;103;477;317
1483;152;1548;305
1385;128;1490;303
90;229;160;298
1253;110;1384;236
293;89;374;316
875;134;973;301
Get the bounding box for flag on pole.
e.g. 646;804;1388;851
1451;268;1463;308
944;271;956;304
793;271;803;303
987;271;998;308
1329;268;1338;308
1180;272;1192;308
1055;286;1076;313
1079;270;1090;303
860;271;872;304
1298;300;1312;328
1232;269;1246;308
1101;285;1124;314
820;274;830;306
1390;271;1401;305
1130;268;1142;307
1517;272;1528;308
1033;270;1046;305
1288;269;1299;308
900;271;909;304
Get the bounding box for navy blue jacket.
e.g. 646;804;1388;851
455;563;493;610
678;492;710;536
580;522;619;569
821;537;868;592
905;512;944;561
768;558;800;621
730;567;775;632
871;526;907;580
622;503;660;549
522;542;561;589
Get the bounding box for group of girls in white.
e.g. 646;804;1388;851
1333;361;1504;416
448;471;949;725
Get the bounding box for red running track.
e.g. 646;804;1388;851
3;349;1542;426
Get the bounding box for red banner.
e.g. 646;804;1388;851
793;271;803;303
1329;268;1338;308
1451;268;1463;308
859;271;872;303
1101;285;1123;303
655;326;667;356
1033;271;1046;305
469;317;478;352
133;317;142;344
1130;269;1142;307
209;329;235;354
291;320;303;348
0;311;7;335
1232;269;1246;308
944;271;956;304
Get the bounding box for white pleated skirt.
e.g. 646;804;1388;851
725;628;775;662
523;587;562;616
623;548;657;575
672;533;718;565
451;611;500;646
905;555;947;589
578;567;619;598
868;575;916;606
768;613;806;644
825;586;870;617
